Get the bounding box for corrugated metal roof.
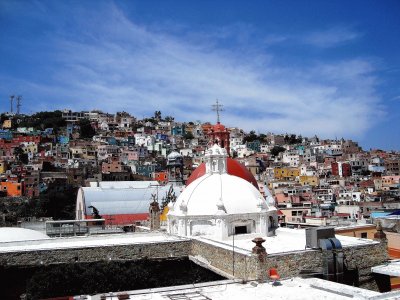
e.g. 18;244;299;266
97;181;158;189
82;183;181;215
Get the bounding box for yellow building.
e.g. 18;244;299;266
21;143;38;154
299;175;319;186
335;224;377;240
274;167;300;180
3;120;12;129
0;161;7;174
160;206;169;222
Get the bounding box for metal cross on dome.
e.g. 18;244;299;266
212;99;224;124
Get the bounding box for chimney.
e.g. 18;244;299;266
374;221;387;241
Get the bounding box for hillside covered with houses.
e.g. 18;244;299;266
0;109;399;233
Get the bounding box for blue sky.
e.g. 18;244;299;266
0;1;399;150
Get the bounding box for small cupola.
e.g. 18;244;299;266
204;144;227;175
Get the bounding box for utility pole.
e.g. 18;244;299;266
9;95;14;113
150;183;161;202
16;95;22;115
232;231;235;276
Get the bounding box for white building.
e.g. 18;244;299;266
282;151;300;167
134;134;154;147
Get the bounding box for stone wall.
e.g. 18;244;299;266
0;240;191;266
264;250;323;279
190;239;388;292
190;239;256;280
0;236;389;291
342;241;389;291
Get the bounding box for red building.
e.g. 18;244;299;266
206;122;230;155
332;162;352;177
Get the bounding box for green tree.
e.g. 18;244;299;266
154;111;162;121
0;113;7;124
284;134;289;144
18;110;66;133
184;132;194;140
79;118;95;139
243;130;258;143
38;186;78;219
289;134;297;144
270;146;286;157
13;147;29;164
297;135;303;144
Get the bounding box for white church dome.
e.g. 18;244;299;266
167;144;278;239
169;144;270;217
167;151;182;159
171;173;267;216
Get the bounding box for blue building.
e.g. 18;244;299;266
156;133;168;141
136;164;156;178
247;140;261;152
67;123;74;135
57;136;70;144
0;130;13;140
171;124;185;136
106;137;117;145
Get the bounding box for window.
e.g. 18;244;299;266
235;226;247;235
361;232;367;239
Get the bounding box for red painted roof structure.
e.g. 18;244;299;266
212;122;226;132
186;158;258;189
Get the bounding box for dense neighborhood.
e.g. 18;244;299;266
0;108;398;231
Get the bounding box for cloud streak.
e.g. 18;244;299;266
0;3;382;140
302;26;361;48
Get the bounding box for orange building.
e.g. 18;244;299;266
386;231;400;259
386;232;400;290
201;123;213;134
154;172;168;184
0;181;23;197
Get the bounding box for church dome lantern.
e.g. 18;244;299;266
167;148;184;186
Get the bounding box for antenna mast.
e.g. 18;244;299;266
9;95;15;113
212;99;224;124
16;95;22;115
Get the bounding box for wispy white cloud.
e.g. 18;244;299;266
301;26;361;48
1;3;382;139
263;34;288;46
391;95;400;101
